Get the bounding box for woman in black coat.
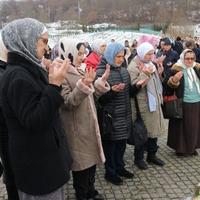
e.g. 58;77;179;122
96;42;134;186
0;35;19;200
0;18;72;200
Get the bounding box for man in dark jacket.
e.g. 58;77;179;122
161;37;179;77
172;36;183;56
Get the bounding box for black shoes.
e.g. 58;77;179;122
76;197;87;200
105;169;134;185
192;151;198;156
88;194;105;200
146;156;165;166
176;152;187;157
105;174;123;185
77;190;104;200
105;169;133;185
135;160;148;170
118;168;134;179
88;190;105;200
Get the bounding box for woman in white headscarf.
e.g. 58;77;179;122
0;18;71;200
58;37;110;200
128;42;165;170
164;49;200;156
84;39;106;71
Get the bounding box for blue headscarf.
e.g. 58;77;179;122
104;42;124;66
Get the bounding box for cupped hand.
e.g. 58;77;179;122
112;83;125;92
173;71;183;82
136;78;149;87
142;65;154;74
83;67;96;86
48;59;70;86
157;63;164;75
101;64;110;82
156;55;166;65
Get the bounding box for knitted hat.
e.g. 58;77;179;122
162;37;172;46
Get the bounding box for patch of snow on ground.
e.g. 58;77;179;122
48;30;160;48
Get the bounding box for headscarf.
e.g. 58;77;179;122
137;42;156;72
0;33;8;62
58;37;79;66
137;42;163;112
91;39;106;55
177;49;200;94
177;48;196;67
58;37;87;72
137;42;154;61
104;42;124;66
1;18;47;67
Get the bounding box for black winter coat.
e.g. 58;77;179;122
172;40;183;55
96;57;132;141
162;49;179;77
0;60;17;187
193;47;200;63
0;53;72;195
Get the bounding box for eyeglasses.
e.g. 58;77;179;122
146;52;155;56
184;57;195;61
78;52;85;56
115;55;125;59
39;37;48;45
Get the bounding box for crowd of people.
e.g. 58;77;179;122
0;18;200;200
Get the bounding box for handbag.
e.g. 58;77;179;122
162;94;183;119
97;101;114;138
127;97;148;147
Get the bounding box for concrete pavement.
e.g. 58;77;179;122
0;134;200;200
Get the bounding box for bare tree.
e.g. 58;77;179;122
0;0;197;25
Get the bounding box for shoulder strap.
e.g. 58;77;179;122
134;96;142;118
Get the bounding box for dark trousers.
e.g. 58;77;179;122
0;162;19;200
6;185;19;200
0;162;3;177
102;139;126;176
134;138;158;161
72;165;96;200
0;128;19;200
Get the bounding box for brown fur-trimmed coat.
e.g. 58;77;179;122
163;63;200;97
